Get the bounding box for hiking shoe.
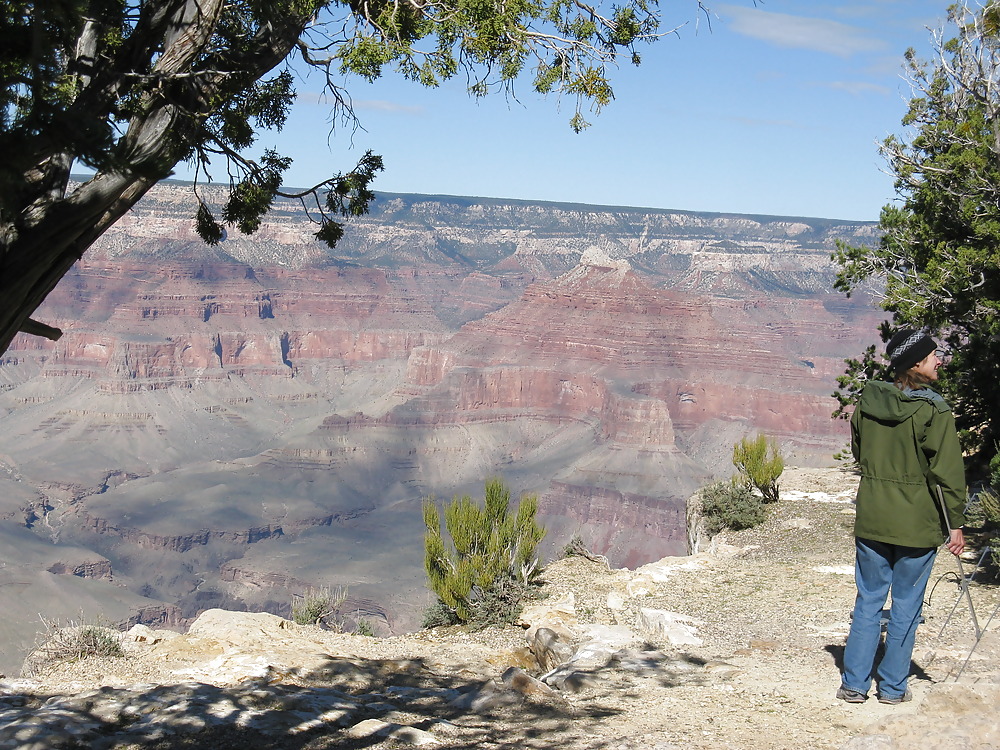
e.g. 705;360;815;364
877;690;912;705
836;687;868;703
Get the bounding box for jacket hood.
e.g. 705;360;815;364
858;380;944;424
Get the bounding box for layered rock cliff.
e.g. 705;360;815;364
0;183;885;673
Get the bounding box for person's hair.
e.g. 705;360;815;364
894;354;934;391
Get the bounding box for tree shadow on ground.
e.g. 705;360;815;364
0;654;626;750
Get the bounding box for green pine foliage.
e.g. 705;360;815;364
732;433;784;504
831;1;1000;458
831;336;893;422
423;478;545;627
986;451;1000;570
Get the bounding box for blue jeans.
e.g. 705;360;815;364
841;538;937;698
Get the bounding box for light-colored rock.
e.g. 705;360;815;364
125;624;175;645
529;627;575;672
839;735;896;750
575;624;638;650
345;718;394;738
390;725;440;746
520;592;578;642
626;574;656;597
501;667;561;701
635;556;705;581
447;681;521;712
185;608;296;639
637;608;704;646
560;670;600;693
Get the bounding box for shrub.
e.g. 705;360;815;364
833;444;856;465
423;477;546;628
979;451;1000;570
354;618;376;637
291;586;347;629
421;600;461;629
560;534;589;559
558;533;609;566
22;615;125;677
979;488;1000;523
733;433;784;503
699;480;768;536
464;576;534;631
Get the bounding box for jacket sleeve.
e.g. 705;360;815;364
920;405;967;529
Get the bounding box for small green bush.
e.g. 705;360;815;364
981;488;1000;520
423;477;546;628
354;618;376;637
421;600;460;629
291;586;347;629
733;433;784;503
699;480;767;536
464;576;533;631
72;625;124;659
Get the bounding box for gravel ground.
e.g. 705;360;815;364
11;466;1000;750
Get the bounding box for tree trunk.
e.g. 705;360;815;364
0;0;312;355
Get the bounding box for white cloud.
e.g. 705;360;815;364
717;4;887;57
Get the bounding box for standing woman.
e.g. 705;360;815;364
837;329;966;705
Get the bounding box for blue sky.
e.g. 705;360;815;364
194;1;956;222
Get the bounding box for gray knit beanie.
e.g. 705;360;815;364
886;328;936;373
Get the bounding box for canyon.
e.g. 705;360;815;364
0;183;883;673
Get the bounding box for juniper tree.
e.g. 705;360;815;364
833;1;1000;456
0;0;720;355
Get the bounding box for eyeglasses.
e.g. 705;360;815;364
936;349;952;364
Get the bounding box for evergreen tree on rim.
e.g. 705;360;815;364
833;0;1000;460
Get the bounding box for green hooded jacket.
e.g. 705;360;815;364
850;380;966;548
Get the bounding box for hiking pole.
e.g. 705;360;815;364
934;547;990;640
954;572;999;680
934;485;981;641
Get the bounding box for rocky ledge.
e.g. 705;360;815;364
2;468;999;750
